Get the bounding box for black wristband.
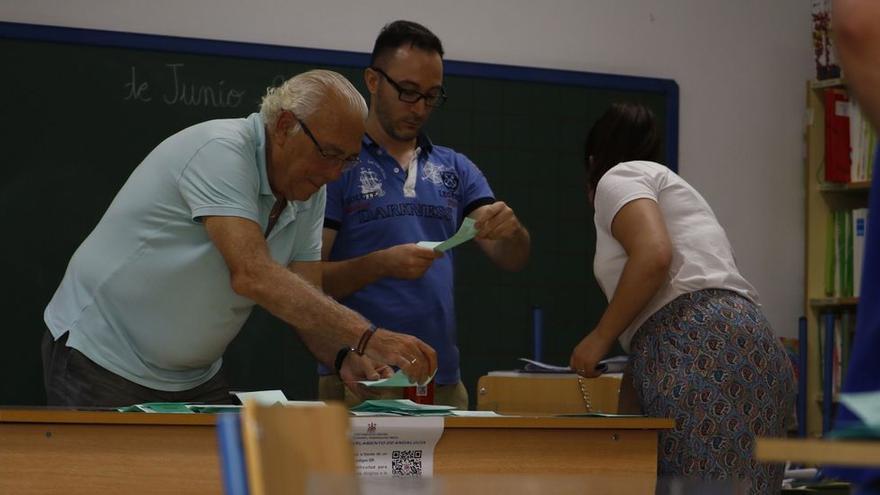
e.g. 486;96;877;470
334;346;352;375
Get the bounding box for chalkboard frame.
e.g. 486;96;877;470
0;20;678;169
0;20;680;406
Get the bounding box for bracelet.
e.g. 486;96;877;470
334;346;353;375
354;324;378;356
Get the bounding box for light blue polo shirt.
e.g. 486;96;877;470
321;134;494;385
45;113;325;391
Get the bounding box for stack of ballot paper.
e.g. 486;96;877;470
358;368;435;388
518;356;629;374
350;399;455;416
116;390;327;413
116;402;243;413
230;390;325;407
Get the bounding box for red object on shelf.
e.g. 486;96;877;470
824;88;851;183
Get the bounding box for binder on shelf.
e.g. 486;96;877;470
853;208;868;296
836;210;845;296
845;209;854;297
848;98;878;183
824;89;851;183
825;212;836;297
823;312;835;435
827;209;857;298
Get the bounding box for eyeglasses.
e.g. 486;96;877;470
288;111;360;172
370;67;448;108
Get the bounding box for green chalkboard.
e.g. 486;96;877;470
0;22;677;407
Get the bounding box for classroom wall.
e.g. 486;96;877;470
0;0;813;338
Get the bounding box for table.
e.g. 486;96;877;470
755;437;880;467
0;408;673;494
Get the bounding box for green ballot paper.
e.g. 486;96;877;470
358;368;437;388
350;399;455;416
417;217;477;253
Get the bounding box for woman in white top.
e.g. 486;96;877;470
569;102;794;494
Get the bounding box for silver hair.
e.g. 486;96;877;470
259;69;367;133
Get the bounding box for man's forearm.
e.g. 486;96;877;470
483;227;531;272
234;258;370;365
322;254;386;299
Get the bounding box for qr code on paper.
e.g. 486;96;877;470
391;449;423;477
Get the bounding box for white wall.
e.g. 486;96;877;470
0;0;813;337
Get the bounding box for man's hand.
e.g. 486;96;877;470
365;329;438;385
569;328;615;379
471;202;530;272
377;244;443;279
339;352;394;400
473;201;526;241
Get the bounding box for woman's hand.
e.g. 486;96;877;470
569;329;615;378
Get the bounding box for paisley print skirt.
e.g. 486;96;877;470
629;289;795;495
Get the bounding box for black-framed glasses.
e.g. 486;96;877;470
288;111;360;172
371;67;448;108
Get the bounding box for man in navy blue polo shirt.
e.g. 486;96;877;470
319;21;531;409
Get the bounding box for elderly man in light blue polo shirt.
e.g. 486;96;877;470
43;69;437;407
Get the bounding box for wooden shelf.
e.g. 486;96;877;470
809;297;859;308
756;437;880;467
818;181;872;192
810;78;846;89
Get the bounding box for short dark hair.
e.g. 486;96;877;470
584;102;661;198
370;20;444;67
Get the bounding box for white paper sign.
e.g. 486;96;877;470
350;417;444;478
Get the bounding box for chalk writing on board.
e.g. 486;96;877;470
123;64;246;108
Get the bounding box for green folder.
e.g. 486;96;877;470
837;210;846;297
825;211;835;297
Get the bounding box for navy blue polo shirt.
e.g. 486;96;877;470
321;134;494;385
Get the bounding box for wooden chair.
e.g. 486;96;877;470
217;402;355;495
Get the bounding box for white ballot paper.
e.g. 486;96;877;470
230;389;325;407
416;217;477;252
350;416;444;478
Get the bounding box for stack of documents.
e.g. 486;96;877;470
350;399;455;417
518;356;629;374
116;390;325;413
358;369;435;388
116;402;242;413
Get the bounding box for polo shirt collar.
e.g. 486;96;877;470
362;132;434;155
251;113;273;197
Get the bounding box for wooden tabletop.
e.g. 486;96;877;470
756;437;880;467
0;407;673;430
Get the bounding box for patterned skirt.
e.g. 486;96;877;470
629;289;795;495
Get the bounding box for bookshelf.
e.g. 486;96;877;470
803;78;873;437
